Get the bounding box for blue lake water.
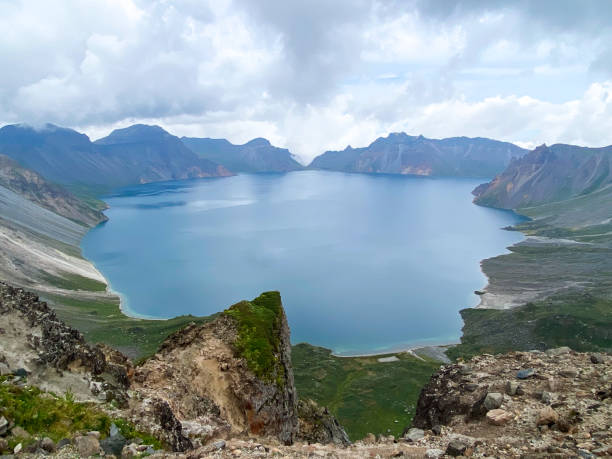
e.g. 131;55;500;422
82;171;524;355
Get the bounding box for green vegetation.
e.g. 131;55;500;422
292;343;441;441
224;291;284;383
447;293;612;361
42;272;107;292
45;292;214;360
0;377;161;450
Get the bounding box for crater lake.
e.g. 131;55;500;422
82;171;525;355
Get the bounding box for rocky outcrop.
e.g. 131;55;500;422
410;348;612;458
132;292;299;447
297;399;351;446
0;282;129;404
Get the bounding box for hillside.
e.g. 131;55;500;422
0;123;231;189
0;154;105;227
450;143;612;359
309;133;526;177
473;143;612;208
182;136;304;173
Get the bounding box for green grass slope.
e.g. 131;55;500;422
292;343;441;441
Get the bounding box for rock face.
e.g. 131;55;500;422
132;292;299;446
0;282;129;404
473;143;612;209
309;133;526;177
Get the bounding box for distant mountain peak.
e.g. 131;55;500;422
246;137;271;147
95;124;172;144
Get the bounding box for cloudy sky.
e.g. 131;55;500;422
2;0;612;162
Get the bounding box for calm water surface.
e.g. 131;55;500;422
82;171;524;354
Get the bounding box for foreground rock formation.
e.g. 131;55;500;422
1;282;610;457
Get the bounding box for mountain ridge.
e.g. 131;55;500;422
0;123;231;189
182;136;304;173
309;132;527;177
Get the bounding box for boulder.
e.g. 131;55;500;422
517;368;535;379
446;440;467;456
0;416;7;436
484;392;503;410
403;428;424;442
590;354;605;364
537;406;559;426
100;432;127;456
73;435;101;457
506;381;520;396
40;437;55;453
426;448;444;458
486;409;513;425
11;425;30;439
546;347;572;356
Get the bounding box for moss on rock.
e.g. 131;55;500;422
223;291;285;383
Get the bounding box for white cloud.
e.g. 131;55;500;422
1;0;612;162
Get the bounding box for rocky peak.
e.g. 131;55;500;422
133;292;299;447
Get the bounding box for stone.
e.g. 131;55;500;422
0;363;9;376
536;406;559;426
546;347;572;356
0;438;6;453
13;368;28;377
590;354;605;364
57;438;71;449
559;368;578;378
484;392;503;410
446;440;467;457
363;433;376;444
110;422;120;437
486;408;514;425
431;424;442;436
464;383;479;392
14;442;22;454
212;440;226;449
517;368;535;379
458;364;472;375
74;435;101;457
40;437;55;453
100;432;127;456
11;425;30;439
0;416;7;436
577;449;596;459
403;428;424;442
506;381;520;396
121;443;139;458
541;391;553;404
87;430;100;439
425;448;445;458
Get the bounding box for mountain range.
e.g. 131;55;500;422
0;123;231;189
182;136;304;173
309;133;527;177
